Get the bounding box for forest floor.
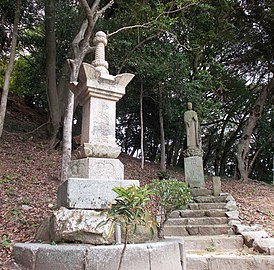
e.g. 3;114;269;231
0;97;274;268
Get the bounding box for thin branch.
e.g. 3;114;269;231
108;23;151;38
97;0;114;17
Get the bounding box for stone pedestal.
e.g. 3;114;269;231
184;156;205;188
68;158;124;180
57;178;139;209
212;176;221;196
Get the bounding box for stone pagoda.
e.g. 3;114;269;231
37;31;139;244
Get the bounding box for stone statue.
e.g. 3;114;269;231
184;102;202;157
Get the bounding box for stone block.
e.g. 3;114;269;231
57;178;139;209
209;255;256;270
205;209;227;217
183;235;244;251
225;200;238;211
241;230;269;248
253;238;274;255
186;254;208;270
191;188;211;197
12;243;41;270
35;245;86;270
169;210;180;218
68;158;124;180
87;244;150;270
166;218;188;226
12;242;185;270
148;241;183;270
49;208;113;244
199;203;226;210
184;156;205;188
193;196;226;203
164;226;189;236
225;210;239;220
212;176;221;196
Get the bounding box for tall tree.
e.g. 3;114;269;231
45;0;60;148
0;0;21;138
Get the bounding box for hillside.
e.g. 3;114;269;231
0;97;274;268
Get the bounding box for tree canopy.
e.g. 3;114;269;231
0;0;273;182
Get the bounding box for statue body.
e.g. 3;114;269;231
184;102;202;157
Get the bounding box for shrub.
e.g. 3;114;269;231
148;179;192;238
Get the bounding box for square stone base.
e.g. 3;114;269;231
68;158;124;180
57;178;139;209
184;156;205;188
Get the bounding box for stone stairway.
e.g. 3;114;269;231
164;189;233;237
164;188;274;270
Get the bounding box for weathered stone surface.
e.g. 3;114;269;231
225;195;235;202
180;209;227;218
208;255;261;270
205;209;227;217
225;200;238;211
198;203;226;210
186;254;208;270
182;235;244;251
87;244;150;270
12;241;185;270
212;176;221;196
35;245;86;270
12;243;41;270
191;188;212;197
57;178;139;209
225;210;239;220
164;226;189;236
166;217;228;226
148;241;183;270
184;156;205;188
253;238;274;255
188;203;200;210
68;158;124;180
193;196;227;203
35;208;114;244
241;230;269;248
187;254;274;270
169;210;180;218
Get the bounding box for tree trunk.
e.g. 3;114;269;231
159;86;166;171
45;0;60;148
0;0;21;138
236;77;274;181
61;0;113;182
140;80;144;169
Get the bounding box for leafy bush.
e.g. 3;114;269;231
156;170;170;180
98;185;156;243
98;185;157;270
148;179;192;238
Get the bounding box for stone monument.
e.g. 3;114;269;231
183;102;205;188
37;31;139;244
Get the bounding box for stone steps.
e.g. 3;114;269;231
174;209;227;218
166;235;244;252
188;202;226;210
186;253;274;270
165;217;228;226
164;224;232;236
193;195;227;203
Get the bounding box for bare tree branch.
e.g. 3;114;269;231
108;23;151;38
97;0;114;17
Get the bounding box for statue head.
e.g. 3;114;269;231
187;102;192;110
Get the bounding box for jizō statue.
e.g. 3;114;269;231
184;102;203;157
